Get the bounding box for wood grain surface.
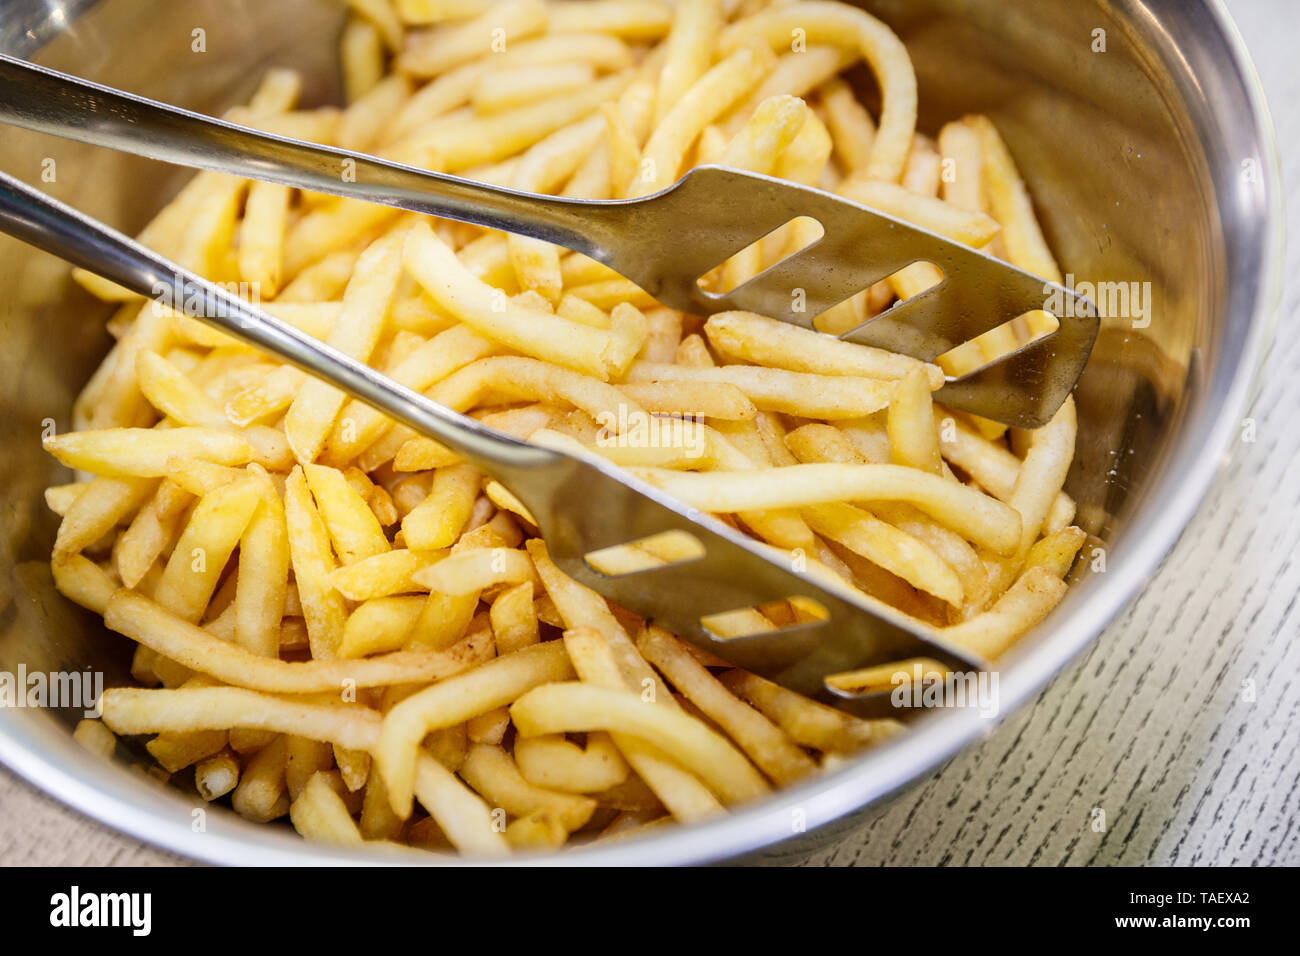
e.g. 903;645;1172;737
0;0;1294;867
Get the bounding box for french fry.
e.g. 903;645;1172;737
283;466;349;659
285;233;405;463
721;0;915;182
376;641;575;816
233;734;290;823
195;750;241;801
719;670;901;753
404;223;623;378
303;463;390;564
290;771;365;844
399;0;548;76
104;589;491;692
941;565;1067;659
342;17;386;104
821;77;876;174
705;310;941;385
637;627;815;786
546;0;673;39
234;480;291;657
653;0;722;125
340;595;425;658
513;731;629;793
152;475;263;622
635;462;1022;555
238;181;292;297
412;547;537;595
330;548;446;601
556;622;722;820
888;367;944;475
401;462;480;551
626;362;894;419
73;719;118;760
459;742;597;832
511;681;768;804
633;41;775;195
44;428;255;479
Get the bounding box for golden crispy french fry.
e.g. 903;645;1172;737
153;475;263;622
73;718;118;760
52;477;157;560
44;428;255;479
940;565;1067;659
821;76;876;174
721;1;914;182
104;589;491;692
1024;526;1086;578
285;233;405;463
114;480;192;589
705;311;941;385
637;627;814;785
342;16;385;103
635;462;1021;555
52;554;119;615
513;731;629;793
489;582;539;655
547;0;672;39
283;466;349;659
401;462;480;551
330;548;446;601
719;670;901;753
838;178;999;247
232;734;289;822
888;366;943;475
234;480;291;657
653;0;722;125
937;413;1076;530
412;547;537;595
984;398;1078;592
626;362;894;419
634;41;775;195
803;502;963;605
195;750;241;801
340;595;425;658
238;181;292;297
404;223;623;378
376;640;575;816
290;770;365;844
399;0;547;75
459;742;597;832
511;681;768;804
303;463;390;564
555;620;722;820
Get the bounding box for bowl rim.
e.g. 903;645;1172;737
0;0;1285;866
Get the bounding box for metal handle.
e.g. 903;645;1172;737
0;168;559;474
0;54;623;260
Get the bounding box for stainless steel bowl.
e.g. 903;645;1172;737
0;0;1281;865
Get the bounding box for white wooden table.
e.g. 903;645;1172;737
1;0;1294;867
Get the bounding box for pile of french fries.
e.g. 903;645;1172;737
48;0;1084;856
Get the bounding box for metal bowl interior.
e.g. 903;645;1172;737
0;0;1281;865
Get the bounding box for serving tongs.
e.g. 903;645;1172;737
0;55;1098;717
